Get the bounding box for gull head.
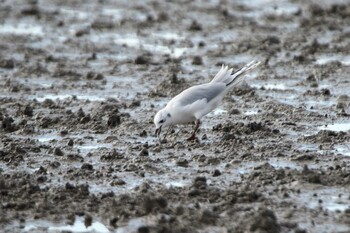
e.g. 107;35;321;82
154;108;172;138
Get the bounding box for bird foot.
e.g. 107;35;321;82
186;134;196;141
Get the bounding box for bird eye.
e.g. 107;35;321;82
159;120;164;124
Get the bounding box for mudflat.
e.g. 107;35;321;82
1;0;350;232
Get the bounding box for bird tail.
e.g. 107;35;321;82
211;60;261;87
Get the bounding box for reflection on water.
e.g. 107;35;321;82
35;94;105;102
116;215;159;233
35;134;61;143
244;109;260;115
335;145;350;156
77;143;114;152
211;108;227;115
23;216;109;233
315;55;350;66
297;187;350;212
114;34;188;58
251;83;287;90
165;181;187;188
0;23;43;35
319;123;350;132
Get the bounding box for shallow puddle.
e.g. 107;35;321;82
334;145;350;157
22;216;109;233
244;109;261;115
35;94;105;102
116;215;159;233
114;34;188;58
295;187;350;212
211;108;227;115
318;122;350;132
0;23;43;36
315;54;350;66
251;83;288;90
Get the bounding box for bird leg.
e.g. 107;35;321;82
187;119;200;141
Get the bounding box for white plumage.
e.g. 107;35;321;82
154;60;261;140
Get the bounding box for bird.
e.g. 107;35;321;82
154;60;261;141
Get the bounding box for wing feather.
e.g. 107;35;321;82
169;83;225;107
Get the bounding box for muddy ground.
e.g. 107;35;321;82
1;0;350;232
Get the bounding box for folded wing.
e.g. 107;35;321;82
211;60;261;87
171;83;225;107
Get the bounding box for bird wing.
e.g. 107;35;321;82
167;83;226;120
211;60;260;86
210;65;233;84
173;83;226;107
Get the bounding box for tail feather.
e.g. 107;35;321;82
210;64;230;83
211;60;261;87
211;64;226;83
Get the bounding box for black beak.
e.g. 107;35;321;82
155;126;162;138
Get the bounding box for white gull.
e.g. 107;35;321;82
154;60;261;140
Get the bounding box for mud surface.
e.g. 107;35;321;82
1;0;350;232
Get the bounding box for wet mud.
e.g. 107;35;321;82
1;0;350;232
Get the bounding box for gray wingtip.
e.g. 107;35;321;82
247;60;261;68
